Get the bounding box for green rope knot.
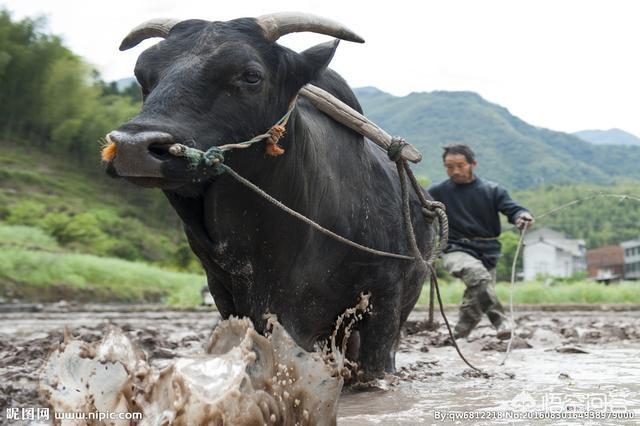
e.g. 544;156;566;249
203;146;225;167
169;144;226;175
171;145;207;169
387;137;408;162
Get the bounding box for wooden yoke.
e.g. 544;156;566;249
300;84;423;164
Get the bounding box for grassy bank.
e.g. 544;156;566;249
0;247;204;306
416;280;640;306
2;225;638;308
0;142;199;270
3;245;638;307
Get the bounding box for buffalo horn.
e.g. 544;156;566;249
119;18;180;51
256;12;364;43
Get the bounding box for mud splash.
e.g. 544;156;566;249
40;317;343;425
33;295;371;426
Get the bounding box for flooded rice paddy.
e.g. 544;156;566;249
1;304;638;425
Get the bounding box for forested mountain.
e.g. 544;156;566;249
354;87;640;189
573;128;640;146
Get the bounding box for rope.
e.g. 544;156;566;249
220;164;416;261
534;193;640;220
402;162;448;263
394;156;479;371
399;158;445;329
399;161;446;328
500;225;527;366
396;159;424;262
429;263;483;372
427;274;436;329
387;137;409;162
169;97;298;169
169;132;447;263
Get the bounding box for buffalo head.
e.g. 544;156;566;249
104;12;364;190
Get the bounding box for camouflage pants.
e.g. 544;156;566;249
442;251;506;336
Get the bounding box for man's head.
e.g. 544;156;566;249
442;144;477;184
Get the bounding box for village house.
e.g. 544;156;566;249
621;239;640;280
522;227;586;280
586;245;625;282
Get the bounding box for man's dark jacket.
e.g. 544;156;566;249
428;176;529;269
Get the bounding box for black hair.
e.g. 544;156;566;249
442;143;475;164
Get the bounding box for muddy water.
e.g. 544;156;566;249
1;305;639;425
340;310;640;425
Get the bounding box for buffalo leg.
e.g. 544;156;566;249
357;300;401;379
205;272;236;319
345;330;361;362
385;341;397;373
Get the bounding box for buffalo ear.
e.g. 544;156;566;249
299;39;340;82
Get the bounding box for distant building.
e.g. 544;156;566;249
586;245;624;282
522;228;586;280
621;239;640;280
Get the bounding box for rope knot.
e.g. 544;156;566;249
167;144;208;169
387;137;408;162
203;146;225;170
265;124;286;156
165;143;227;175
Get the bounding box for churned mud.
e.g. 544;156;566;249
1;304;639;425
340;307;640;425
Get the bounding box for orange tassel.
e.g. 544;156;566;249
265;125;286;157
265;142;285;156
101;141;117;162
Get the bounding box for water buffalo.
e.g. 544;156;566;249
105;13;435;378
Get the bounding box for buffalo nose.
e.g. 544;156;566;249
107;130;174;177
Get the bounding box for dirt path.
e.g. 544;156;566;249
1;304;638;424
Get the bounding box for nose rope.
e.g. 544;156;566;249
166;96;298;172
100;97;297;168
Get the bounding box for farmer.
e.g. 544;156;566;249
428;144;534;340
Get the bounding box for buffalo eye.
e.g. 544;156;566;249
242;70;262;85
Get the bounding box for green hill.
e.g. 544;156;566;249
573;128;640;146
354;87;640;189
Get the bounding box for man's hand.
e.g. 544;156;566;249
516;212;534;230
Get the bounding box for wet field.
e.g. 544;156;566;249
1;304;639;425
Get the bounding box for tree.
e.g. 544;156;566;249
0;10;69;139
496;231;523;282
1;9;142;168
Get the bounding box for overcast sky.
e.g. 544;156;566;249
3;0;639;137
